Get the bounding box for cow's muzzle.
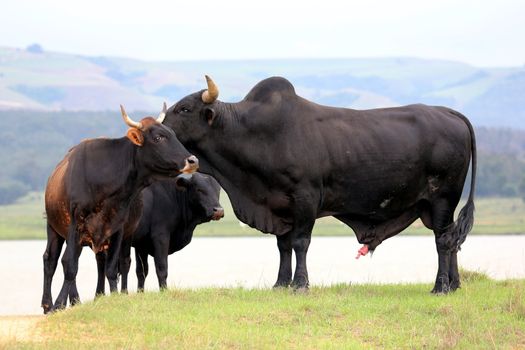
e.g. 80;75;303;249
212;207;224;221
180;155;199;174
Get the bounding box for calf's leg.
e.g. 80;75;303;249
135;249;149;292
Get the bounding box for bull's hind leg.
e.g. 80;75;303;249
273;232;293;288
449;249;460;291
430;197;456;294
41;224;65;314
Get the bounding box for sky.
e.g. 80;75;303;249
1;0;524;67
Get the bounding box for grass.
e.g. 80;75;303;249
0;192;524;240
6;275;525;349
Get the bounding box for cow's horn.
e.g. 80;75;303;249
201;75;219;103
120;104;143;130
157;102;167;123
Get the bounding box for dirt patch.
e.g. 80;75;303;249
0;315;44;344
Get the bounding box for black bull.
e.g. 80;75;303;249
164;76;476;293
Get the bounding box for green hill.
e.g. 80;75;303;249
1;46;523;128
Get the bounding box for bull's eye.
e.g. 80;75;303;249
180;108;191;113
153;135;165;143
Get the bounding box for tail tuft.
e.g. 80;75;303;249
455;199;475;250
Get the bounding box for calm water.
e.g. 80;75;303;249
0;235;524;315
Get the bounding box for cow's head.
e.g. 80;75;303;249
175;173;224;222
121;103;199;177
163;76;221;145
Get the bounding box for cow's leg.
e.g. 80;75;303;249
68;246;82;306
431;198;455;294
135;248;149;292
152;237;170;290
105;230;124;293
290;200;316;291
41;224;65;314
273;232;293;288
119;237;132;294
53;221;81;311
95;251;106;297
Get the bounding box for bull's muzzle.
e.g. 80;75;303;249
181;155;199;174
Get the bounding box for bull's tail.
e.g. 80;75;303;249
450;110;477;250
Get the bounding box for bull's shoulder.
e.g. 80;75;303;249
243;76;296;103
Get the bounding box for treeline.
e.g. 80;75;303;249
1;110;525;204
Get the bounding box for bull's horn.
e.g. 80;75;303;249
157;102;167;123
120;104;143;130
201;75;219;103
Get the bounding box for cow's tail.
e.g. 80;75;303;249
450;110;476;250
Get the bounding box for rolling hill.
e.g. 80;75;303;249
0;46;523;128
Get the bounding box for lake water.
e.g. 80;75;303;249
0;235;524;315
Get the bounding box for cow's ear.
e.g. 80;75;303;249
126;128;144;146
204;107;216;126
175;174;192;190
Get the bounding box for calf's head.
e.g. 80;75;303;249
121;103;199;176
175;173;224;222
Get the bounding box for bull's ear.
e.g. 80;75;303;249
126;128;144;146
204;107;216;126
175;174;192;190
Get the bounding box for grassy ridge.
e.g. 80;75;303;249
9;274;525;349
0;192;524;240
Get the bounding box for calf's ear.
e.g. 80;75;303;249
127;128;144;146
175;174;192;190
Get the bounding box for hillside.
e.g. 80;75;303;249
0;46;524;128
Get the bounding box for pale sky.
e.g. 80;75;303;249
1;0;524;67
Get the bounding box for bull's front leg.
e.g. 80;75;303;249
289;196;316;291
105;229;124;293
273;232;293;288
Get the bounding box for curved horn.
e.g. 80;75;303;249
157;102;167;123
120;104;143;129
201;75;219;103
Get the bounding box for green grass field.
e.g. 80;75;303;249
6;272;525;349
0;192;524;240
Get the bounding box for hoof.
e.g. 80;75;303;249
449;280;461;292
293;286;309;294
273;280;291;289
42;303;52;315
430;285;451;295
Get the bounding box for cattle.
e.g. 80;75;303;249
116;173;223;292
41;104;198;313
163;76;476;294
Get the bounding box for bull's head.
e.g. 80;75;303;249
162;76;222;146
120;103;199;176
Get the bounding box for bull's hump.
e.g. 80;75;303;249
245;76;296;102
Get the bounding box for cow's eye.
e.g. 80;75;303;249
179;108;191;113
153;135;165;143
